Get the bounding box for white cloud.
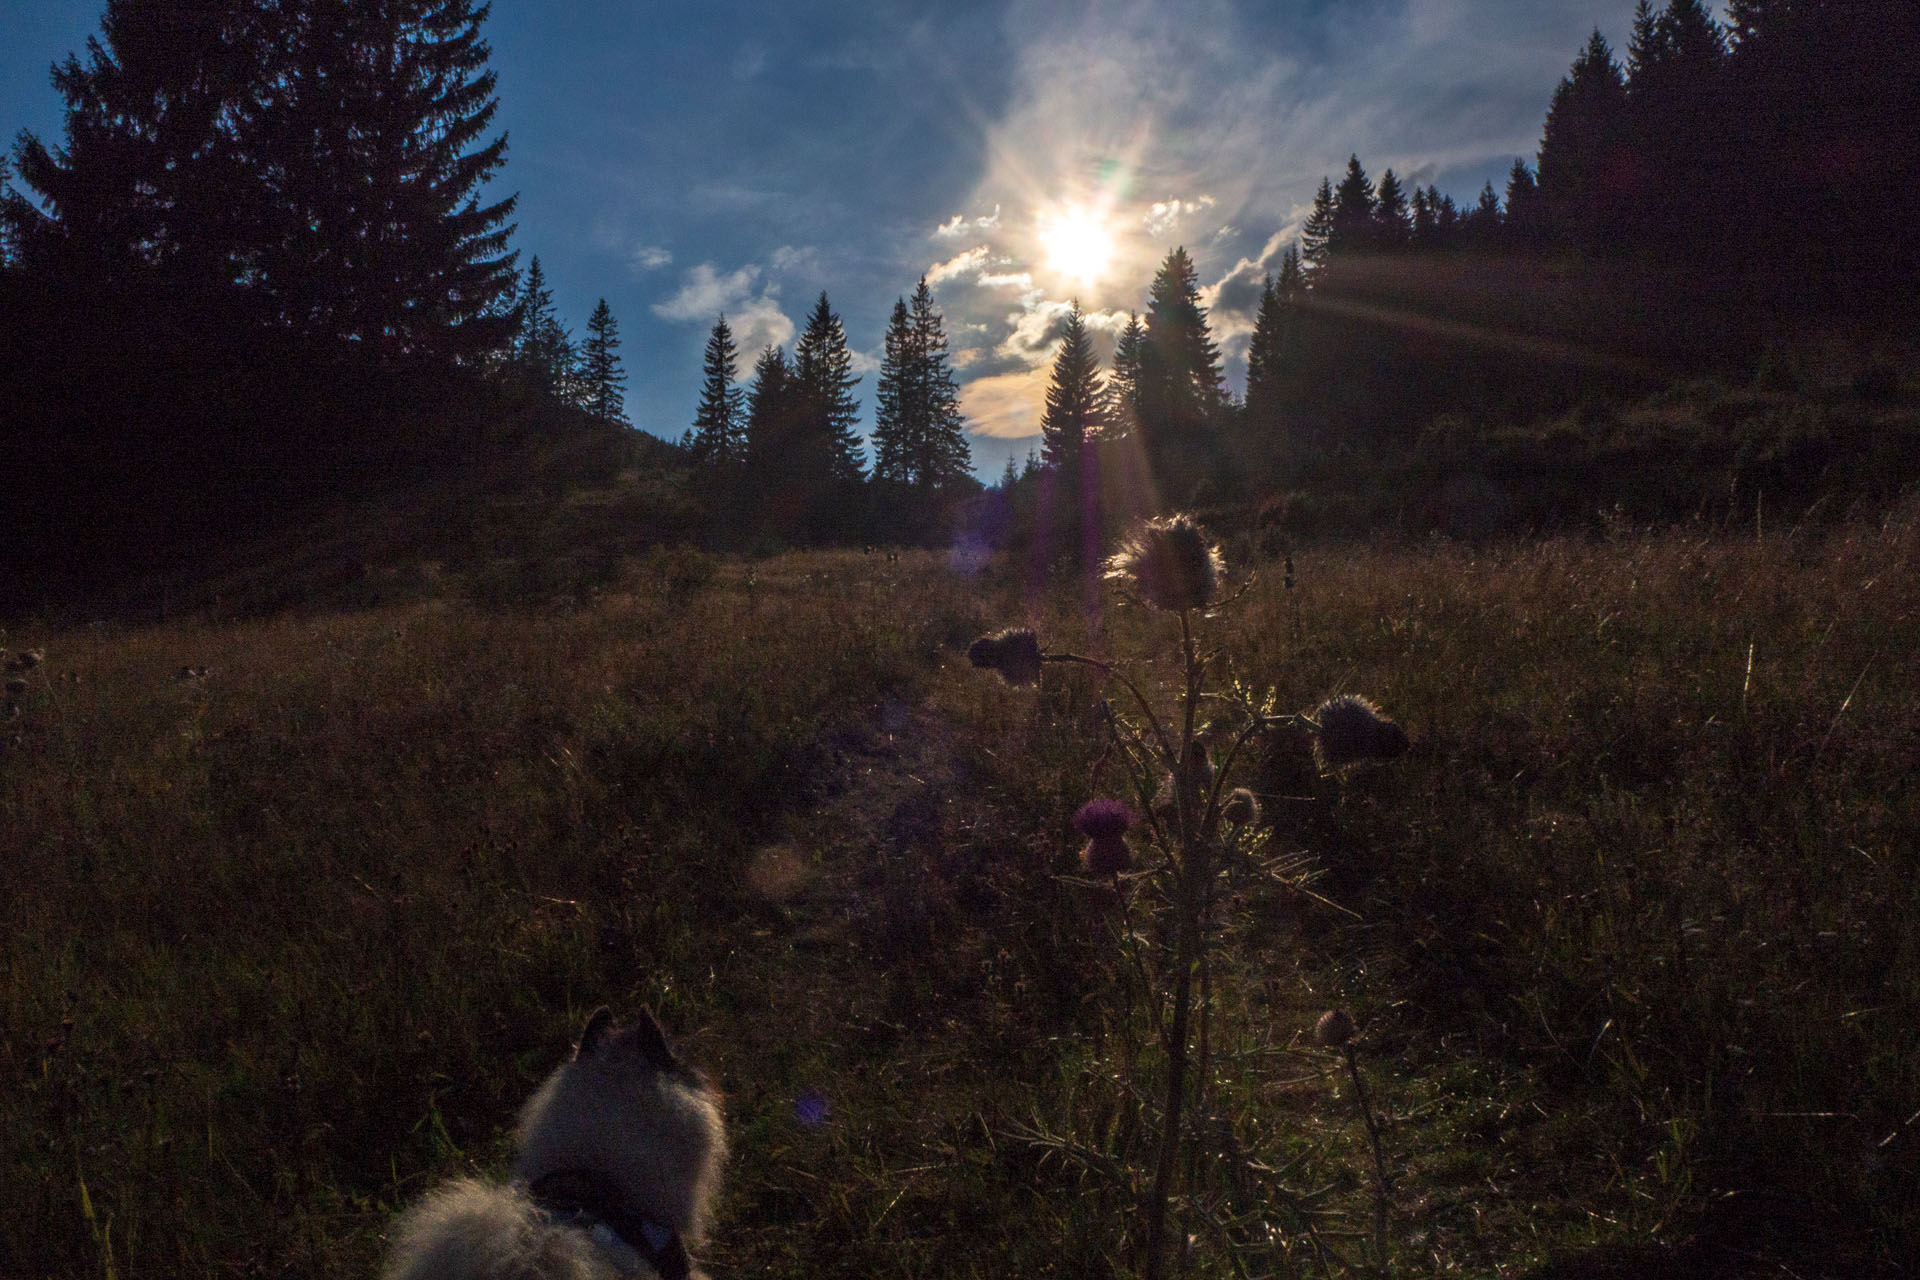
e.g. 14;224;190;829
653;262;794;354
730;295;796;356
770;244;820;274
998;297;1077;366
934;206;1002;238
629;245;672;272
1143;196;1217;237
926;246;994;286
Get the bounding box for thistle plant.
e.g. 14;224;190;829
968;514;1408;1278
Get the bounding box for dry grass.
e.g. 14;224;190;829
3;508;1917;1277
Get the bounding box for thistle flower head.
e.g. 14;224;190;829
1221;787;1260;827
4;648;44;674
1073;797;1133;839
5;677;26;698
1308;695;1409;772
967;628;1043;686
1315;1009;1356;1047
1104;514;1225;613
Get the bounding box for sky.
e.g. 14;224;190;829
1;0;1646;481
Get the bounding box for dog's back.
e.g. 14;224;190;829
383;1009;724;1280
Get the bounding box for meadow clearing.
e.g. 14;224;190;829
3;508;1916;1277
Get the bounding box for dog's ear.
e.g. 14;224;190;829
629;1006;681;1072
576;1007;615;1060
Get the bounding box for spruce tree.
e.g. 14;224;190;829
1245;247;1306;481
1537;30;1629;254
1330;156;1377;255
1464;182;1503;246
1374;169;1412;251
4;0;275;288
743;344;795;492
1139;247;1226;503
691;314;745;467
907;277;971;491
1039;301;1106;474
1300;176;1336;276
874;277;970;494
872;298;916;488
6;0;518;359
1104;312;1147;440
1242;275;1285;442
581;298;628;426
257;0;518;356
1410;185;1436;249
791;292;865;536
1503;159;1542;248
514;257;575;401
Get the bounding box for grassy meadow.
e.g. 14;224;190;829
4;511;1917;1277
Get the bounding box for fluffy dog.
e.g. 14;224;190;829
384;1008;726;1280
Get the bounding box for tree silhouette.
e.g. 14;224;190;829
1139;247;1226;504
1105;311;1147;440
5;0;517;359
1502;159;1542;249
580;299;628;426
513;257;576;401
1035;300;1106;562
1300;176;1336;276
1536;29;1629;255
1039;300;1106;475
1374;169;1412;251
789;292;864;538
690;314;745;467
255;0;518;356
873;277;970;495
1330;155;1377;256
4;0;275;290
743;345;795;489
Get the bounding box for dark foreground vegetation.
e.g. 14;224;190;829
4;512;1916;1276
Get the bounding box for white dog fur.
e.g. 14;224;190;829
384;1008;726;1280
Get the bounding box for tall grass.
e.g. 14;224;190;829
3;508;1916;1276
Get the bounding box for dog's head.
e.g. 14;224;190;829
513;1007;727;1243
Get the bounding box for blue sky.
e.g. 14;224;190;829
2;0;1644;480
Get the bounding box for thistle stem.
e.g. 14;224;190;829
1343;1044;1391;1276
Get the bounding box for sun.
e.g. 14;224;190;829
1037;202;1117;286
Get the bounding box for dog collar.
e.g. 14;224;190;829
529;1168;691;1280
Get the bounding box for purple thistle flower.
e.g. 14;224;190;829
1075;798;1133;874
1073;797;1133;839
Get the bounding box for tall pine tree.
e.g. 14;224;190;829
1104;311;1147;440
1374;169;1412;251
1300;176;1336;277
873;278;971;494
690;314;745;467
1139;247;1226;505
1329;155;1377;256
580;298;628;426
789;292;864;538
1536;29;1629;255
1039;301;1106;474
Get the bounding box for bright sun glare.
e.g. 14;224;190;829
1038;203;1116;286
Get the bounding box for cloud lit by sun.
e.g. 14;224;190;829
1036;202;1117;287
